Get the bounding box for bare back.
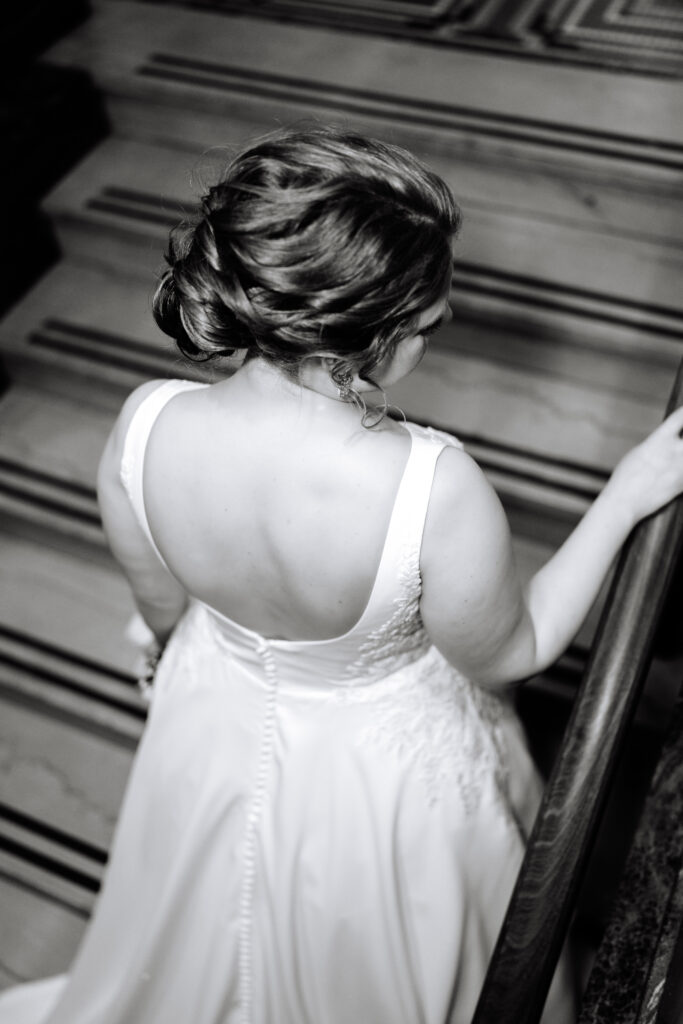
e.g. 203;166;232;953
140;376;413;641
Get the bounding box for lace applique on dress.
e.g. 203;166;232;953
353;648;496;811
344;542;431;683
349;647;520;822
468;682;529;840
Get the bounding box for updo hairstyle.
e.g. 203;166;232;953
153;125;461;383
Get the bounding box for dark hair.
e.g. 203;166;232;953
153;125;461;382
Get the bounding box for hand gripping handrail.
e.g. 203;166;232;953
472;357;683;1024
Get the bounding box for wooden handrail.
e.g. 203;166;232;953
472;358;683;1024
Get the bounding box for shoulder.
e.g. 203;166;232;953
422;444;512;581
97;379;172;489
405;419;463;451
112;379;175;446
419;445;525;681
429;444;501;521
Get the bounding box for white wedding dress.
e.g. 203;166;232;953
0;380;573;1023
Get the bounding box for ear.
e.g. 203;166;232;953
314;353;359;385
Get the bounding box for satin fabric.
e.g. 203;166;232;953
0;381;573;1023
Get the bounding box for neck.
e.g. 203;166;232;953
239;356;382;406
224;357;398;431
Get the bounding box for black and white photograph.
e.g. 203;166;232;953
1;1;682;1021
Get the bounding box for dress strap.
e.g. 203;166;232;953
395;424;462;549
368;421;463;606
120;378;209;564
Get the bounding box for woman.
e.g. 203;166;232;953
2;125;682;1024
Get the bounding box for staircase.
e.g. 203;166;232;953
1;0;681;992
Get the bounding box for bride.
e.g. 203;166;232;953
2;125;682;1024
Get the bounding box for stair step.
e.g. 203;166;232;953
0;361;612;568
0;533;137;672
46;1;683;169
42;34;683;247
0;261;211;408
0;387;110;491
0;870;87;988
0;387;110;546
0;264;669;489
0;682;136;853
0;531;142;857
0;376;596;556
0;531;143;983
43;136;683;315
394;340;664;472
5;214;675;420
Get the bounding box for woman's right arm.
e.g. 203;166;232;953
419;407;683;689
97;382;189;647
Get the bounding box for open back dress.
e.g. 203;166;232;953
0;379;572;1023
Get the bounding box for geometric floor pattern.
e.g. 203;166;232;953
149;0;683;76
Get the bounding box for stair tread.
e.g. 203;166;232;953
0;377;607;571
0;385;113;493
0;534;137;672
0;697;135;851
0;262;669;477
46;0;683;153
0;532;142;894
96;60;683;208
0;871;87;988
0;384;119;549
4;229;678;403
42;137;683;312
0;260;210;407
36;83;683;245
0;260;167;355
0;378;595;547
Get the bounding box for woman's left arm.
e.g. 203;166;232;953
97;383;188;646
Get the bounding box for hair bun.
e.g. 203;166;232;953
153;125;460;378
153;218;258;362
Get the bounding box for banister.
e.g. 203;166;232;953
472;357;683;1024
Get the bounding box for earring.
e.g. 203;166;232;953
332;365;355;401
329;363;404;428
